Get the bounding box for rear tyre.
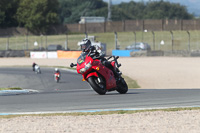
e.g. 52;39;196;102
56;78;59;83
36;69;41;74
116;77;128;94
88;76;107;95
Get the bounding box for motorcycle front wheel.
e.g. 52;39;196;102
36;69;41;74
88;76;107;95
116;77;128;94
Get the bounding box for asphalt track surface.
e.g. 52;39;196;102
0;67;200;114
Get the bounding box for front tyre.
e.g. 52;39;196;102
116;77;128;94
88;76;107;95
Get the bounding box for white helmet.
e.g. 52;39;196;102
80;38;91;52
55;68;58;71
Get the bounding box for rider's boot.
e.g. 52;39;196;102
102;60;122;83
112;69;122;83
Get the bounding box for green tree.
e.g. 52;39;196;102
115;1;193;20
143;1;193;19
16;0;59;34
0;0;19;28
58;0;107;23
0;0;195;30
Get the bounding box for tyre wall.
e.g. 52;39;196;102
0;50;25;57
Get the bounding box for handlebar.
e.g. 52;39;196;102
107;56;121;68
113;56;121;68
70;63;77;68
107;56;113;60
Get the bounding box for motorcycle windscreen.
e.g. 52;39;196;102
77;52;87;65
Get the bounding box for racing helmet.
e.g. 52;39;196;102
55;68;58;71
80;38;91;52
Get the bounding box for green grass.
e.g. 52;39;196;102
0;87;22;91
1;31;200;55
0;107;200;118
122;75;140;89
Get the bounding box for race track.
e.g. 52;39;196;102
0;67;200;114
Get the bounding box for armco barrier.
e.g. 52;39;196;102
57;51;82;59
112;50;133;57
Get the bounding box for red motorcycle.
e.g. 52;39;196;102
54;72;60;83
70;52;128;95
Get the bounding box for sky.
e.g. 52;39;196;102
103;0;200;16
104;0;160;4
103;0;197;5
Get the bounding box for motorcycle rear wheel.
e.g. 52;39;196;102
116;77;128;94
88;76;107;95
36;69;41;74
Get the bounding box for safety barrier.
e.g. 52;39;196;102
30;52;47;59
57;51;82;59
0;50;25;57
47;52;58;58
30;51;82;59
112;50;134;57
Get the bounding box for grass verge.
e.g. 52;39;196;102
0;87;22;91
0;107;200;119
122;75;140;89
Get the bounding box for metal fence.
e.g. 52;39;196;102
0;34;85;51
66;19;200;33
0;30;200;56
116;31;200;52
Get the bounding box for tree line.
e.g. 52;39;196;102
0;0;194;34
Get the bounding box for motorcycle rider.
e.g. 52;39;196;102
32;62;37;71
78;38;121;80
54;68;61;77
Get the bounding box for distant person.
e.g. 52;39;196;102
54;68;61;82
54;68;61;76
32;62;37;71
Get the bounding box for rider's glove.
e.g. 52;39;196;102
70;63;74;68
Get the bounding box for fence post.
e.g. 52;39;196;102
187;31;190;52
133;31;136;44
85;23;87;33
152;31;155;50
6;37;9;51
65;33;68;50
85;32;88;38
142;20;144;42
162;19;164;31
114;32;118;50
25;32;28;50
104;21;106;33
40;34;43;50
170;31;174;52
45;35;47;50
181;19;183;31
